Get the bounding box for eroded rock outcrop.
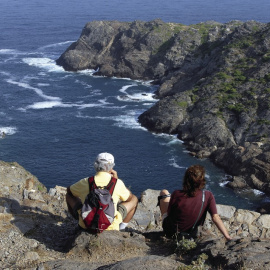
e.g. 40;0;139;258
1;161;270;269
57;19;270;197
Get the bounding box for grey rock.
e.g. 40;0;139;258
216;204;236;220
98;255;183;270
48;188;57;196
43;260;101;270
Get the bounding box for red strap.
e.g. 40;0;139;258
88;176;117;195
88;176;96;191
106;177;117;195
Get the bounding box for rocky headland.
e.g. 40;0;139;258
56;19;270;200
1;160;270;269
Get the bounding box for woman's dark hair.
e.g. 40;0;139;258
182;165;206;197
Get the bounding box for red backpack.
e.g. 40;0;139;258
81;176;117;233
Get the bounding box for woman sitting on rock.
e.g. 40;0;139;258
158;164;232;240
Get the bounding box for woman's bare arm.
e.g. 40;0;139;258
212;214;232;240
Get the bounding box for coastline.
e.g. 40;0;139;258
56;19;270;205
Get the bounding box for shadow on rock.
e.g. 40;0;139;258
0;197;79;252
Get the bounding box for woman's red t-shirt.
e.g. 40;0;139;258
166;189;217;233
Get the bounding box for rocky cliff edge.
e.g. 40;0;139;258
1;161;270;269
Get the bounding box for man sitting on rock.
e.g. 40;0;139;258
66;152;138;231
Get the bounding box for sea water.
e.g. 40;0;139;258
0;0;269;210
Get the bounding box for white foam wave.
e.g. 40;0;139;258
117;92;156;103
23;100;110;110
6;79;61;101
112;76;132;81
253;189;265;196
0;49;18;54
142;80;154;85
75;80;92;89
169;157;186;169
156;133;183;144
219;181;230;187
112;114;145;130
77;103;108;109
167;136;184;144
77;98;114;109
119;84;137;94
0;49;37;57
117;83;157;103
37;83;50;87
76;112;104;119
24;101;70;110
78;69;100;76
0;126;17;136
84;89;102;97
22;57;64;72
76;110;146;130
0;71;11;77
38;41;75;50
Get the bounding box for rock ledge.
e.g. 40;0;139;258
1;161;270;269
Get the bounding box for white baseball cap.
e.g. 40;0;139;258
96;152;115;164
94;152;115;172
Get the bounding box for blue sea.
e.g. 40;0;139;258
0;0;269;210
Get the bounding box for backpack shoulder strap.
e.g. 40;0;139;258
106;177;118;195
88;176;117;194
88;176;97;191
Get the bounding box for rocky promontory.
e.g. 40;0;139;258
56;20;270;197
1;160;270;269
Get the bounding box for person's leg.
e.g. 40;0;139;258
120;194;138;223
159;189;171;216
66;192;82;220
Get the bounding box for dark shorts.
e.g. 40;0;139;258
163;216;198;239
162;216;177;238
117;203;127;220
73;201;83;220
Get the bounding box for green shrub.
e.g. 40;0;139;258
262;53;270;62
37;184;45;192
233;70;246;81
191;94;199;103
192;86;200;92
257;119;270;125
177;101;188;108
226;36;254;49
191;23;214;43
217;72;231;80
216;110;224;119
227;103;246;114
264;74;270;82
175;237;197;255
178;253;209;270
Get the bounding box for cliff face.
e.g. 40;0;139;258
56;20;270;196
